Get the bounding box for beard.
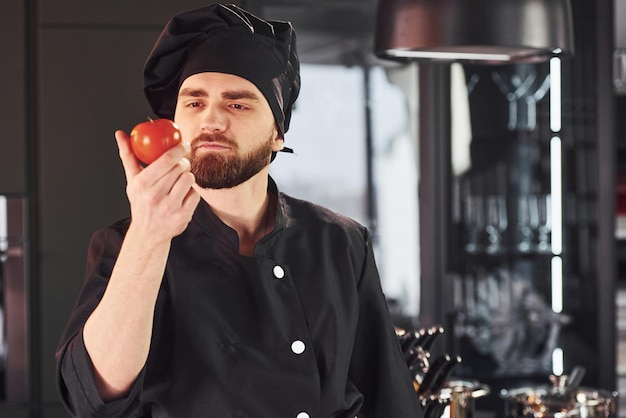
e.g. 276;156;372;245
189;132;274;189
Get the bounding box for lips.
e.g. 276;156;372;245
193;141;232;151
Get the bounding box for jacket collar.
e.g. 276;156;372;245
190;175;288;257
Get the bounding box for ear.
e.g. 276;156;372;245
271;130;285;152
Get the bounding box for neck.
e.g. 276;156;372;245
194;172;274;256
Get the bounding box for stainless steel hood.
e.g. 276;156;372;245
375;0;575;63
248;0;574;65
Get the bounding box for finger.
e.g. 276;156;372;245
144;156;194;200
192;183;203;194
171;186;201;237
168;169;196;205
181;182;201;213
115;130;142;181
143;141;191;176
132;141;191;194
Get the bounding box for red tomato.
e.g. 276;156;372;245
130;118;182;164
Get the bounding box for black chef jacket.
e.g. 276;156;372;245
56;177;422;418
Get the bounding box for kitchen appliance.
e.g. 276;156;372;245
399;326;490;418
375;0;575;62
501;370;618;418
440;379;491;418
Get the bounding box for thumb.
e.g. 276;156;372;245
115;130;142;181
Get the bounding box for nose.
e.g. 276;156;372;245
200;103;227;133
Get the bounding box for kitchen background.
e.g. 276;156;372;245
0;0;623;417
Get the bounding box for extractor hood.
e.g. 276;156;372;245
375;0;575;63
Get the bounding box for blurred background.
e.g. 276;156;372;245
1;0;624;416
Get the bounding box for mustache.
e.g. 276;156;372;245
190;133;237;149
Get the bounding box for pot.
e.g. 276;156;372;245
438;379;490;418
500;384;618;418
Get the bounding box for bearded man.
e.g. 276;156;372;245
55;4;421;418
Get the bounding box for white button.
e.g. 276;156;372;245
291;340;305;354
296;413;309;418
273;265;285;279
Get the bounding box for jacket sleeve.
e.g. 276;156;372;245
349;229;423;418
55;224;144;417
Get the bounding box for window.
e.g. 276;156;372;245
270;63;420;324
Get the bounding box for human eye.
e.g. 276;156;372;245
186;101;204;108
229;103;250;111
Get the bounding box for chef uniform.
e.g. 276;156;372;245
55;4;422;417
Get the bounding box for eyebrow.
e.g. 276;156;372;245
178;88;208;98
178;88;261;101
222;90;261;101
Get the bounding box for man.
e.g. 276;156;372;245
56;4;421;417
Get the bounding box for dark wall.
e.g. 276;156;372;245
1;1;234;417
1;0;26;195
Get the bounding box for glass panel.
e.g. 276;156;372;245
270;64;368;224
270;63;421;326
370;66;420;326
446;61;569;402
0;195;28;402
430;57;607;413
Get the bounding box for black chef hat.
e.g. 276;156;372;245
143;4;301;138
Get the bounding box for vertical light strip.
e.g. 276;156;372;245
551;256;563;313
552;347;564;376
549;57;564;377
550;57;562;133
551;255;564;376
550;137;563;254
550;137;564;374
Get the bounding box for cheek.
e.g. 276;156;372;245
173;116;193;142
173;104;184;124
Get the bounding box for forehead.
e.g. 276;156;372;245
179;72;264;98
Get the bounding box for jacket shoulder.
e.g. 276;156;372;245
280;193;367;239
